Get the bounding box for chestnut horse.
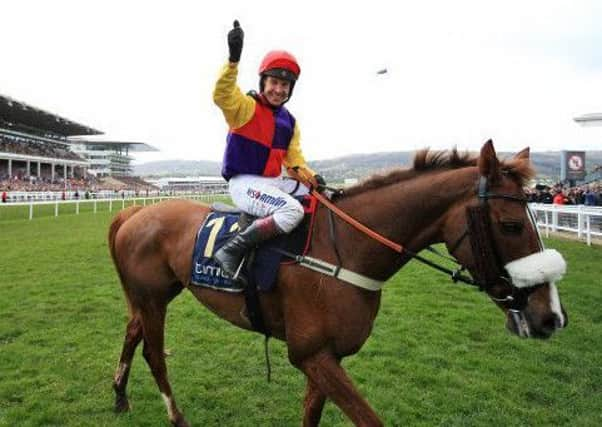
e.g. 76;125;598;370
109;141;567;426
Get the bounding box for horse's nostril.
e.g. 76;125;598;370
554;314;564;329
543;314;562;331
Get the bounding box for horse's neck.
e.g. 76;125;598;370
332;168;476;280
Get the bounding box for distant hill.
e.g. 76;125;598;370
134;151;602;182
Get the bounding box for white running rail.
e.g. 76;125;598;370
529;203;602;246
0;193;230;221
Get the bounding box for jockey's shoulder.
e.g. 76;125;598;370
246;90;260;101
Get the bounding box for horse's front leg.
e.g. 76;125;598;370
296;350;383;427
303;378;327;427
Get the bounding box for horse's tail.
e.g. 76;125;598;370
108;205;144;316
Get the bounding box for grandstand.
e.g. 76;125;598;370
68;135;158;177
1;94;98;184
1;94;158;197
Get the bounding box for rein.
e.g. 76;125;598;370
311;174;531;306
312;190;403;253
310;189;479;288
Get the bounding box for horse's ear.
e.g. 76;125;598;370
514;147;530;160
478;139;501;180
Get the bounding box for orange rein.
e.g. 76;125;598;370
286;167;405;254
310;188;481;291
311;189;404;254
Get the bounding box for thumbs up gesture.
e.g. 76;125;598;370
228;20;244;63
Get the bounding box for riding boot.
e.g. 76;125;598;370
214;215;283;278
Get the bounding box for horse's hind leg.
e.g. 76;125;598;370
298;350;383;427
113;314;143;412
140;302;189;427
303;378;327;427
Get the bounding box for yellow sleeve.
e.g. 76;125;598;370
284;121;316;176
212;63;256;129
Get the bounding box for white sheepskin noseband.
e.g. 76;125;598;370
504;249;566;288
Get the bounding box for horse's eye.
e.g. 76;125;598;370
500;220;524;234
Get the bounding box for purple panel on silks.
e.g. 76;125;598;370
221;134;271;180
272;108;296;150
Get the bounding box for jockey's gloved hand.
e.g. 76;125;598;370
228;20;244;63
314;174;326;189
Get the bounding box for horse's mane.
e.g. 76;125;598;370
340;148;534;198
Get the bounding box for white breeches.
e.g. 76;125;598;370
228;174;309;233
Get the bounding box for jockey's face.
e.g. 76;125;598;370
263;76;291;107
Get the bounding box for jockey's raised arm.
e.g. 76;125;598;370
212;20;325;279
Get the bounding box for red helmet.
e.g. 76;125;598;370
258;50;301;81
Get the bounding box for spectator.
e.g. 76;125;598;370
570;188;584;205
584;187;597;206
1;191;7;203
553;190;568;205
538;188;553;204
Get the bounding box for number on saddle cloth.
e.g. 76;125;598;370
191;211;245;292
191;197;316;293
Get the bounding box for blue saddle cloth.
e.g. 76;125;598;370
190;211;310;292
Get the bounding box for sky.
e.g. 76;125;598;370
2;0;602;165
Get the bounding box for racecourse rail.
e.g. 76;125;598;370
0;193;229;221
529;203;602;246
1;196;601;246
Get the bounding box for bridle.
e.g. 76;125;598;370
449;175;537;310
313;174;539;311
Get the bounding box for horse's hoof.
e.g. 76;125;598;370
171;414;190;427
114;396;131;413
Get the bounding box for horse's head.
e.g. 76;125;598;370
443;140;567;339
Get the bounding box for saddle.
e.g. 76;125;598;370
190;195;317;293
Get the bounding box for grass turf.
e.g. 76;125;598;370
0;206;600;426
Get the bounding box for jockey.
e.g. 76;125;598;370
213;20;326;278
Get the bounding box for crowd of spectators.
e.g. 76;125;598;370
0;174;101;192
1;135;161;201
526;183;602;206
1;134;165;203
0;172;159;202
1;135;83;161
